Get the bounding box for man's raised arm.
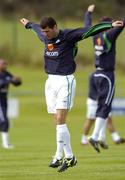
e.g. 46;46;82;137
84;4;95;27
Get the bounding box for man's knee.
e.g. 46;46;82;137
55;109;68;124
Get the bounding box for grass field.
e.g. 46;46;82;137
0;66;125;180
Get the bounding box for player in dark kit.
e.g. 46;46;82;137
0;59;22;149
20;16;123;172
81;4;125;153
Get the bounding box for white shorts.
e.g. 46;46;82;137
86;98;112;119
45;74;76;114
86;98;97;119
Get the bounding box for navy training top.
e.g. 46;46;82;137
26;21;113;75
84;11;125;71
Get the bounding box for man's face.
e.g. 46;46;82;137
0;60;7;72
41;25;58;39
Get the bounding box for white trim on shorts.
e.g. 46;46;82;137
0;102;5;122
94;73;114;105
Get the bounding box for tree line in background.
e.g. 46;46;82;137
0;0;125;19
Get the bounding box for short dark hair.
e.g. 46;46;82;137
40;16;57;29
99;16;113;22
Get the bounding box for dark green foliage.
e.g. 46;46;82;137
0;0;125;19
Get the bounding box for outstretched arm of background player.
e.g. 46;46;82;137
20;18;45;42
0;75;22;87
11;76;22;86
106;19;125;42
84;4;95;27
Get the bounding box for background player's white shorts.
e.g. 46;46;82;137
86;98;112;119
45;74;76;114
86;98;97;119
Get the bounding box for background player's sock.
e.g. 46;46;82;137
1;132;13;148
98;119;108;142
111;132;121;142
81;134;88;145
91;117;106;141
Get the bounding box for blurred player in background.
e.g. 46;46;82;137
81;113;125;146
0;59;22;149
81;4;125;153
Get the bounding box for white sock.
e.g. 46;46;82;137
111;132;121;142
98;119;108;142
91;117;106;141
81;135;88;144
63;124;73;159
1;132;9;147
55;124;66;159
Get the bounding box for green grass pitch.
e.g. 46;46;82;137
0;66;125;180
